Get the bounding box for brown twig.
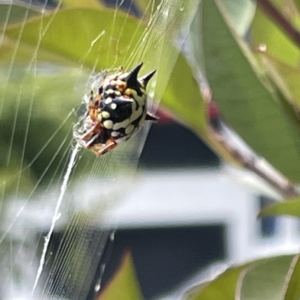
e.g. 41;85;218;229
208;125;299;199
256;0;300;49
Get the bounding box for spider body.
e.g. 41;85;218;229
74;63;158;155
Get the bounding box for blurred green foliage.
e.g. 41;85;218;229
98;253;143;300
187;255;295;300
0;0;203;194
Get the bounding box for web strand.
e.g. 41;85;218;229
32;143;80;294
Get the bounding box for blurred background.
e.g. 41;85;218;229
1;0;300;300
99;115;300;299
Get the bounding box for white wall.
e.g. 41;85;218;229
103;167;300;263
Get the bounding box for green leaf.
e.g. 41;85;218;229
3;8;144;69
2;2;198;69
221;0;256;36
185;265;247;300
251;1;300;67
61;0;102;8
259;197;300;218
295;0;300;13
200;0;300;182
98;252;143;300
0;4;40;28
161;53;206;134
190;0;255;75
257;53;300;111
187;255;296;300
283;254;300;300
240;255;295;300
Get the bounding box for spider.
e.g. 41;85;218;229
73;63;158;156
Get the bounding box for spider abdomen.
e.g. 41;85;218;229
99;97;147;143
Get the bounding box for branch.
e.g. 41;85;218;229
207;108;299;199
210;129;298;198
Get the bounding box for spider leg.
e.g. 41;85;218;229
90;138;118;156
80;122;102;140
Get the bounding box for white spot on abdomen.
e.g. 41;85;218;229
111;131;120;137
103;120;113;129
101;111;110;118
105;98;112;104
110;103;117;110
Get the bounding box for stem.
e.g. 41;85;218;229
208;124;299;199
256;0;300;49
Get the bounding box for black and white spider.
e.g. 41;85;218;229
73;63;158;155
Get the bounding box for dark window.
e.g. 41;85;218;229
259;195;278;237
140;122;220;168
102;225;226;299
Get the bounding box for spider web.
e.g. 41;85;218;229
0;0;197;299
